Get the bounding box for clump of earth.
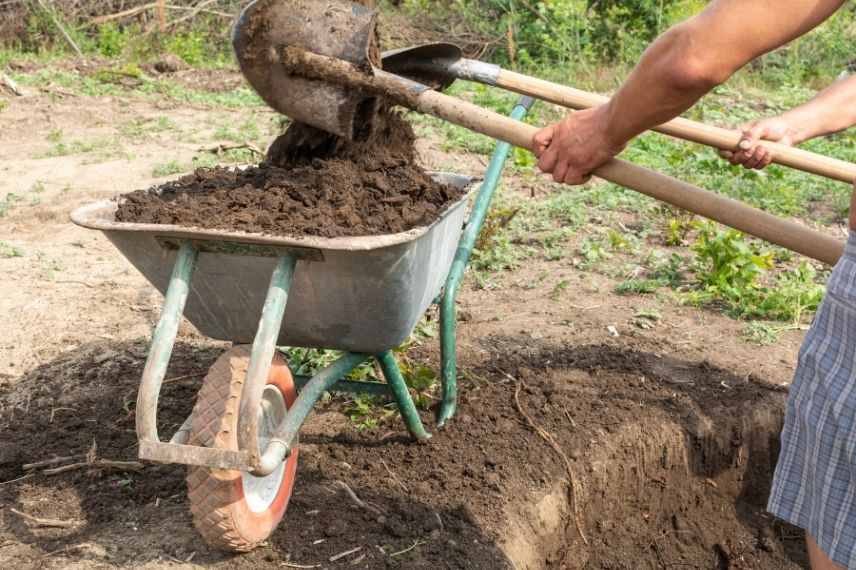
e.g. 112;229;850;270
114;110;466;238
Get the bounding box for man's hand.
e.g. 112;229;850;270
720;74;856;171
533;106;626;185
720;117;800;169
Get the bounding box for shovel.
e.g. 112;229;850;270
233;0;845;265
381;43;856;184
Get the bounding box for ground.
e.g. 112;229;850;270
0;63;821;569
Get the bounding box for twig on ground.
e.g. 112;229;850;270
380;460;409;493
329;546;362;562
0;473;34;486
568;304;603;311
38;86;77;98
10;508;79;528
52;279;97;288
165;0;218;29
50;407;76;422
89;2;157;26
42;458;144;476
334;480;384;516
34;0;83;57
280;562;320;569
23;455;85;470
390;540;425;558
350;553;366;565
506;372;589;546
1;72;23;96
165;4;234;18
433;512;444;531
163;372;205;384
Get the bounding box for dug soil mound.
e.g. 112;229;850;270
115;111;466;238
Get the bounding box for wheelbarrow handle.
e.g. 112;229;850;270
440;59;856;184
280;47;845;265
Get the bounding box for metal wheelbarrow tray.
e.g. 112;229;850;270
71;172;473;354
70;98;534;552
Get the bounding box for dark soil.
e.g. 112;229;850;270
115;111;466;238
0;333;806;569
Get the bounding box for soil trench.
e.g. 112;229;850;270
114;110;466;238
0;335;803;569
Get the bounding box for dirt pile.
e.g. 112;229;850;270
115;111;466;238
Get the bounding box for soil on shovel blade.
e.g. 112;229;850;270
114;110;466;238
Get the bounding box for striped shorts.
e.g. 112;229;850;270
768;231;856;567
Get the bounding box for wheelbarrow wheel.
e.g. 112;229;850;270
186;345;298;552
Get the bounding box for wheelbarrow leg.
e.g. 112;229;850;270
438;295;458;428
437;96;536;428
376;351;431;441
137;241;198;443
238;255;297;471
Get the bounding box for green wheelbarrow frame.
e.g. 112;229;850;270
130;96;534;476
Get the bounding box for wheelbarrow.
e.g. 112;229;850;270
69;99;533;551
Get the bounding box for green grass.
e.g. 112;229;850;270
615;278;662;295
741;322;782;345
11;67;263;110
213;118;264;143
39;138;113;158
119;116;178;140
0;193;22;217
277;322;441;427
0;241;23;258
152;160;184;177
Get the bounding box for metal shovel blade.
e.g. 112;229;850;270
380;43;463;90
232;0;381;139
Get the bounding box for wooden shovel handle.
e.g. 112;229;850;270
413;86;844;265
281;49;845;265
496;70;856;184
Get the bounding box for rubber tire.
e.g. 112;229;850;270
186;345;298;552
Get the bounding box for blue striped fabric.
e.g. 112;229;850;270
768;231;856;567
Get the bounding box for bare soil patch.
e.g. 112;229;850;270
0;333;803;569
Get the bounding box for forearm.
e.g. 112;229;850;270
600;22;729;145
777;75;856;144
598;0;846;148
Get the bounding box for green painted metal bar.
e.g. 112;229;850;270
136;241;198;442
376;350;431;441
293;375;393;396
438;96;535;427
238;255;297;469
270;352;370;456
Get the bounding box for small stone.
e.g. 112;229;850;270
384;520;408;538
93;350;117;364
424;512;443;532
153;54;187;74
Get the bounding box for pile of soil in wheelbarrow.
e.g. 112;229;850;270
115;110;467;238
